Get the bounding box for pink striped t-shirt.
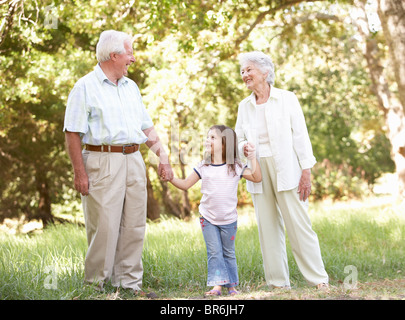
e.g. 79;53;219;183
194;161;246;225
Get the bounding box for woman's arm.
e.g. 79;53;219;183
169;170;200;191
242;157;262;183
289;92;315;201
289;92;316;169
235;103;248;160
241;143;262;183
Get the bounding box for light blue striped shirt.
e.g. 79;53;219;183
63;64;153;145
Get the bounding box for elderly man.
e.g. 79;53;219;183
64;30;173;295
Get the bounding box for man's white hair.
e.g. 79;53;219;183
96;30;133;63
239;51;275;86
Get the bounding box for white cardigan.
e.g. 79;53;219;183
235;86;316;193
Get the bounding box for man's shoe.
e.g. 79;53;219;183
134;290;158;299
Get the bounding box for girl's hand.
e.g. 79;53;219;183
158;162;173;181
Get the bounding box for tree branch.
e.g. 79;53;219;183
0;0;21;47
234;0;326;50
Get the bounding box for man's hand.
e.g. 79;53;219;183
158;157;174;181
143;126;174;181
74;169;89;196
65;131;89;196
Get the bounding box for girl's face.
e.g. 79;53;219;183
205;129;223;160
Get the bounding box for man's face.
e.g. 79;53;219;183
113;41;135;78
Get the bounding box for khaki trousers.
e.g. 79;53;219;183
252;157;328;287
81;149;147;290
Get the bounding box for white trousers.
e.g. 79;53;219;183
81;150;147;290
252;157;328;287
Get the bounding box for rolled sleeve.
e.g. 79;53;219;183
133;83;153;131
63;83;88;135
140;102;154;130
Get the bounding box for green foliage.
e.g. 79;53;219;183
241;1;394;199
0;0;396;222
312;159;367;200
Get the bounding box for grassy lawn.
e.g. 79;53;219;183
0;195;404;300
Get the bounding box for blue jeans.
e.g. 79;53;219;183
200;216;238;288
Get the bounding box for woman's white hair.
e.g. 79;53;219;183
239;51;275;86
96;30;133;63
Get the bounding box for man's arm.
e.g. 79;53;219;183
65;131;89;196
143;126;173;181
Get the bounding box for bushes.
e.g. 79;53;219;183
311;159;369;201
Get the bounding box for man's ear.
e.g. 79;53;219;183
109;52;117;61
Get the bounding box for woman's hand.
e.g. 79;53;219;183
243;142;256;160
298;169;311;201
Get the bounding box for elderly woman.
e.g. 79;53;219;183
235;51;328;290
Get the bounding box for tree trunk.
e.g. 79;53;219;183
353;0;405;199
35;173;54;227
377;0;405;114
377;0;405;198
178;160;191;220
151;164;191;220
146;168;160;221
160;179;183;218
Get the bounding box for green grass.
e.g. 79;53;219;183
0;196;404;300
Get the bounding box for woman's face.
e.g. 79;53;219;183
240;62;267;91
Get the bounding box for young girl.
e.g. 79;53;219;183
168;125;261;296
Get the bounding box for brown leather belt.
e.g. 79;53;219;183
85;144;139;154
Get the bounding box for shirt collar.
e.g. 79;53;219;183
94;63;128;86
247;86;281;106
270;86;281;100
210;162;227;166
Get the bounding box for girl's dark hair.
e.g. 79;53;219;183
204;125;242;176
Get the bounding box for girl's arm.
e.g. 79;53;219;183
242;157;262;183
241;143;262;183
169;170;200;191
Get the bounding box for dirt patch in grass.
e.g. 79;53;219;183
213;279;405;300
109;279;404;300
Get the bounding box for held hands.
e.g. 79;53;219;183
76;159;173;197
158;155;174;181
243;142;256;160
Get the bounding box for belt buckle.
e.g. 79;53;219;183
122;144;133;155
